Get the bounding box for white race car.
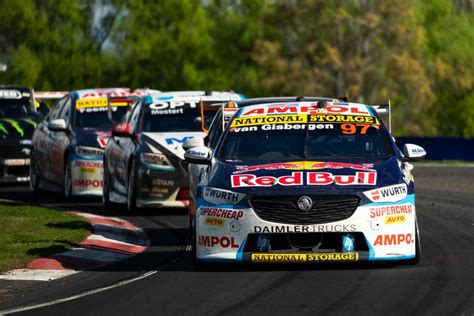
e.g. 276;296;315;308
185;100;426;265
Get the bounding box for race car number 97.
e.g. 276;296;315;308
340;123;376;135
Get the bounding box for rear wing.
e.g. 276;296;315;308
372;100;391;132
200;100;237;132
106;94;140;124
34;91;68;99
32;91;68;115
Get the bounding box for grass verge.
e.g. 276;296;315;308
0;201;92;273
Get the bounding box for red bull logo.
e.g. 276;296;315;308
233;161;374;174
231;171;377;187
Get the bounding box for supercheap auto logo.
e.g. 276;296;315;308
233;161;374;174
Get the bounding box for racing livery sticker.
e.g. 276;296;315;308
230;123;335;133
203;187;246;204
231;171;377;187
240;103;370;117
369;203;413;219
364;184;407;203
76;98;108;109
253;224;357;233
251;252;359;263
231;114;307;127
199;207;244;220
203;217;225;227
385;214;407;224
308;114;379;124
373;233;415;246
197;235;239;248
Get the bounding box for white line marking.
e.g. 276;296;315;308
0;246;192;315
0;218;188;315
0;270;158;315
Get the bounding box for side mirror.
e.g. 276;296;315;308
184;146;211;165
182;137;204;151
112;123;132;137
403;143;426;161
48;119;67;132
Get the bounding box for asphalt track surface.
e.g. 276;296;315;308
0;166;473;315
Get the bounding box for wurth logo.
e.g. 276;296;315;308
364;184;407;203
371;190;380;201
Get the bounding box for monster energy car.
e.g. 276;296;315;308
30;88;140;197
185;101;426;265
103;91;245;211
0;86;49;183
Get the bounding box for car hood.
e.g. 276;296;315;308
208;156;404;195
0;117;38;141
73;127;111;149
141;132;206;159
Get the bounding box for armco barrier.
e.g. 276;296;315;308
396;137;474;161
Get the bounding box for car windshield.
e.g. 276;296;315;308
141;106;206;132
218;113;392;159
75;101;130;128
0;99;33;118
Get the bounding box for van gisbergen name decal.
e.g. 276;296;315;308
231;171;376;187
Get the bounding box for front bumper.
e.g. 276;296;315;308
71;157;104;196
0;158;30;183
195;194;417;263
135;160;189;209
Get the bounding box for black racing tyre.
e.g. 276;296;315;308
192;217;212;271
191;216;198;265
405;221;421;265
29;151;42;194
64;158;73;199
103;161;113;209
127;159;138;212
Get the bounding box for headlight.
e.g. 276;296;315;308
140;152;173;170
75;146;104;159
202;187;246;205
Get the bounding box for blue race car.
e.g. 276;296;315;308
30;88;142;198
185;100;426;265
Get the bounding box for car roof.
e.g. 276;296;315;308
235;96;336;107
0;85;32;92
0;86;33;100
143;91;245;104
73;88;140;99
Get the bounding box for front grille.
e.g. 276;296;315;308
249;195;360;225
